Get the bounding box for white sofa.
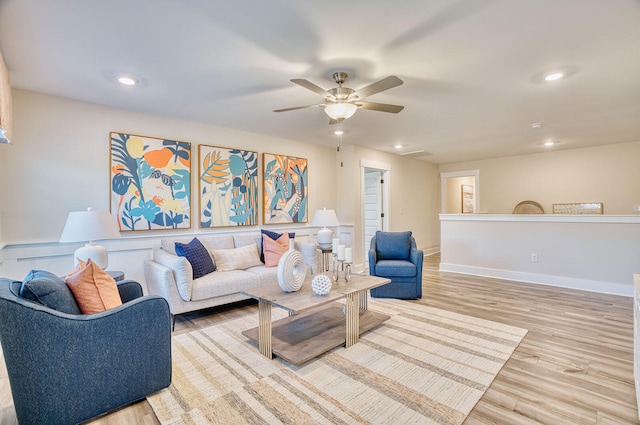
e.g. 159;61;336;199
144;233;318;324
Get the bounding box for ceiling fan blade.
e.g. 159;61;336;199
273;103;325;113
290;79;336;100
328;118;345;125
349;76;403;100
356;101;404;113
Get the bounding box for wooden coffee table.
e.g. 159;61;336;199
241;275;391;365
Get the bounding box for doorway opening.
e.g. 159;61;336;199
440;170;480;213
360;160;390;270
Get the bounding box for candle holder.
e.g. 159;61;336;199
333;258;352;283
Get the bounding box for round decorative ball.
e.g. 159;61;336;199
311;274;332;296
277;249;307;292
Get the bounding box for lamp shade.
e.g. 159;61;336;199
324;103;357;120
311;208;339;249
60;208;120;268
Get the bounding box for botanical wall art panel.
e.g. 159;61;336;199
198;145;258;227
110;132;191;231
263;153;308;224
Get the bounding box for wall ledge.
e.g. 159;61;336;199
440;213;640;224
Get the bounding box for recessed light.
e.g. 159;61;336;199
530;122;543;129
394;144;403;149
334;129;344;136
544;73;564;82
117;76;139;86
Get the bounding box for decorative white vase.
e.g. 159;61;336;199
277;246;306;292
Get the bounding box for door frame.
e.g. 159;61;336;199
440;169;480;213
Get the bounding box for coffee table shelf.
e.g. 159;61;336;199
242;303;389;365
241;275;390;365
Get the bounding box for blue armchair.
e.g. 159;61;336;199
369;231;424;299
0;276;172;425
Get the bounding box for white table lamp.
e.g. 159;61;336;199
311;208;339;249
59;208;121;268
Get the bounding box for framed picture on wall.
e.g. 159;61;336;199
110;132;191;231
262;153;308;224
461;184;474;213
198;145;258;227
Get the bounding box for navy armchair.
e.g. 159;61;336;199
369;231;424;299
0;277;172;425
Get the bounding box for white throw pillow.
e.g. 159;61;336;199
210;243;263;272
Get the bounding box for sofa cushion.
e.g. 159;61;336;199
191;270;261;301
263;232;290;267
260;229;295;262
233;234;264;258
161;235;234;255
376;231;412;260
65;259;123;314
20;270;81;315
375;260;417;278
245;265;279;286
210;243;262;272
199;235;235;251
175;238;215;279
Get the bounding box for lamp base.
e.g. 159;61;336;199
74;242;109;269
317;228;333;249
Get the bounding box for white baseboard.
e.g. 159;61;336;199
439;263;633;297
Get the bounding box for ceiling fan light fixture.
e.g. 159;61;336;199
324;103;357;120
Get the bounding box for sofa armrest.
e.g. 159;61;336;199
295;241;318;274
144;259;192;314
149;248;193;301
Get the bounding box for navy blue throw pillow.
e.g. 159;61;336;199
376;231;412;261
20;270;81;314
175;238;215;279
260;229;295;262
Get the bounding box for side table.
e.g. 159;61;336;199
107;270;125;282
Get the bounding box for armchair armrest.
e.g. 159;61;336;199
369;248;378;275
0;284;171;425
116;279;143;302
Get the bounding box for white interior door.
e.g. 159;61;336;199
364;169;383;267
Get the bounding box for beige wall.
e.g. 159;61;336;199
337;144;441;266
2;89;337;243
439;141;640;214
2;89;441;259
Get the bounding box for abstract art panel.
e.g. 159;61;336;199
198;145;258;227
263;153;308;224
110;132;191;231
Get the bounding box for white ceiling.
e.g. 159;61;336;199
1;0;639;164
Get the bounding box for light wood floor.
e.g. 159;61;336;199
1;253;636;424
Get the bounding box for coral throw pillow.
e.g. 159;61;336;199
263;232;290;267
65;259;123;314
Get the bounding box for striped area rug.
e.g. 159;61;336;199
148;298;527;425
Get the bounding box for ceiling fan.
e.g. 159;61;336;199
274;72;404;123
